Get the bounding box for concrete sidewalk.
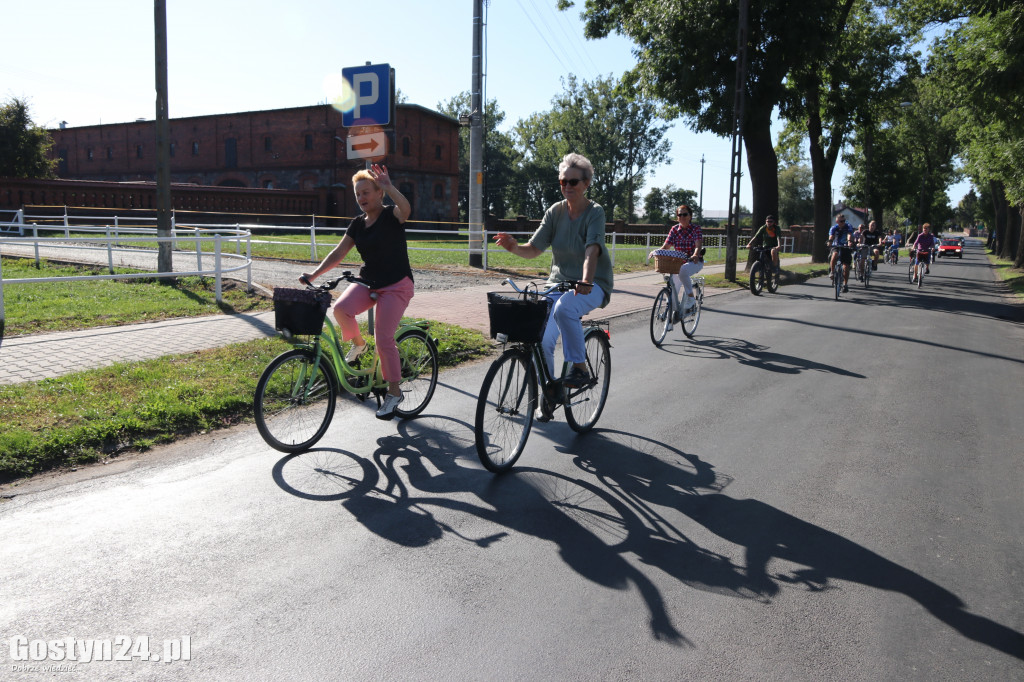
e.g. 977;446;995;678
0;258;811;385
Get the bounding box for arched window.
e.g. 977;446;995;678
402;137;411;156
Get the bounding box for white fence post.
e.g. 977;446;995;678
33;225;41;267
106;225;115;274
310;216;318;262
246;233;253;293
195;227;203;274
63;206;69;237
0;250;5;346
214;233;223;304
482;226;488;271
15;208;24;236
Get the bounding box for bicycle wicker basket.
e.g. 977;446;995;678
486;291;552;343
652;249;687;274
273;288;332;335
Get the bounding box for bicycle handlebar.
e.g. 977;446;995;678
299;270;369;291
501;278;581;296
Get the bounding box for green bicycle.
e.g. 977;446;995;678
254;272;439;453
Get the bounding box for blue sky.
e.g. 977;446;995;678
2;0;968;214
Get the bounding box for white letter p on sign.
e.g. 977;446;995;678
352;73;379;119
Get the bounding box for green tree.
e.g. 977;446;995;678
565;0;872;235
781;1;915;260
0;97;56;178
506;112;566;218
777;163;814;227
643;185;698;225
548;74;671;221
436;93;517;220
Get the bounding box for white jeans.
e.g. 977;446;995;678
674;260;704;296
540;285;605;378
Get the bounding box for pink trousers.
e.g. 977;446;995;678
333;276;414;382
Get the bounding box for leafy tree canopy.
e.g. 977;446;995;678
0;97;56;179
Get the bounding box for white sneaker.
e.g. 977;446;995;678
375;393;404;420
683;298;697;313
345;342;368;363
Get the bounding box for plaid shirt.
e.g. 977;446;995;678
666;223;702;256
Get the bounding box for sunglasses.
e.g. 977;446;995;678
677;212;690;217
559;178;583;187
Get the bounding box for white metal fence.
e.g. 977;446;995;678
0;218;252;343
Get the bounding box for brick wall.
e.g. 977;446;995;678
47;103;460;222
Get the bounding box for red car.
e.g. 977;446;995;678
938;238;963;258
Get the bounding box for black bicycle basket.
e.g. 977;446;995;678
273;288;332;335
486;289;552;343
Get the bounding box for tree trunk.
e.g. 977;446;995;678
1015;206;1024;269
743;109;778;269
805;94;834;264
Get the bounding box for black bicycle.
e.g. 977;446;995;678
749;246;779;295
474;278;611;473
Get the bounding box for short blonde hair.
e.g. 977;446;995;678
351;170;379;190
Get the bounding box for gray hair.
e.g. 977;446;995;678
559;153;594;182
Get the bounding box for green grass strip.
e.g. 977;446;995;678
0;320;492;482
1;256;270;336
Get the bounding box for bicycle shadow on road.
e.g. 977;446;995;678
562;428;1024;662
273;412;700;644
657;335;864;378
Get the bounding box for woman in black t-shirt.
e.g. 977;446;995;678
301;164;414;420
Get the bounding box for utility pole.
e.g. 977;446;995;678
725;0;750;282
468;0;484;268
154;0;173;275
699;154;705;220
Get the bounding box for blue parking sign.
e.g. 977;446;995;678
341;63;392;126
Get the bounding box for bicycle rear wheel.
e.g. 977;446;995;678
475;349;536;473
393;329;439;418
254;348;337;453
564;328;611;433
749;261;764;295
649;287;672;346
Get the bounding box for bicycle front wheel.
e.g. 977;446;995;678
564;328;611;433
863;260;871;288
649;287;672;346
393;329;439;418
475;349;537;473
749;262;764;295
254;348;337;453
682;285;702;338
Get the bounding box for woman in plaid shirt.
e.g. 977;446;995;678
650;204;704;309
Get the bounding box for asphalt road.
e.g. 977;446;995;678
1;240;1022;680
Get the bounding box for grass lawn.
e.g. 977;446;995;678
0;320;491;483
987;253;1024;299
1;256;270;336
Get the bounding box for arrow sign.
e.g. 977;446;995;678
346;132;387;161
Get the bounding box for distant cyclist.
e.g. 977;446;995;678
744;214;781;275
828;214;854;292
884;229;902;264
911;223;937;280
863;220;883;270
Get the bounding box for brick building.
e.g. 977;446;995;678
46;103;460;221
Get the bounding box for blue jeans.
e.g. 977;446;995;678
541;284;605;378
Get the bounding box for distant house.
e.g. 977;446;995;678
833;203;869;228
